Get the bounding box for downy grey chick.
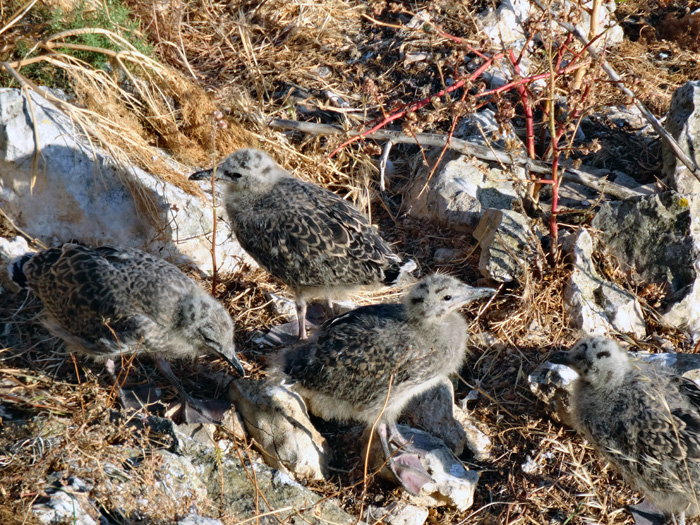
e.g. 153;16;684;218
550;336;700;525
10;243;245;421
276;274;495;494
189;148;415;339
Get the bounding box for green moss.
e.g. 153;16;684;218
2;0;153;88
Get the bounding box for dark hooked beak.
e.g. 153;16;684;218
548;351;574;366
466;287;497;302
219;351;246;377
189;168;214;181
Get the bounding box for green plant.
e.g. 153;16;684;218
2;0;152;88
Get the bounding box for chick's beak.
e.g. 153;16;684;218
219;350;246;377
189;168;214;181
461;286;497;305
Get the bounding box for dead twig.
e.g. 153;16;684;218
532;0;700;183
268;118;645;200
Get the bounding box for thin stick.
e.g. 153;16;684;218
532;0;700;183
269;118;644;200
0;0;39;37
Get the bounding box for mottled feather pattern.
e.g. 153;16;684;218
278;275;496;426
554;337;700;518
16;243;239;367
585;369;700;509
232;178;401;288
23;245;190;352
283;303;445;408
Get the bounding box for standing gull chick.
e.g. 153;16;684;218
189;148;415;339
550;337;700;525
10;243;245;422
276;274;495;494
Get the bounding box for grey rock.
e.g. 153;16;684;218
33;476;98;525
595;105;657;138
21;412;352;524
183;441;353;524
455;109;524;150
266;292;297;322
365;501;429;525
372;426;479;511
477;0;529;45
153;449;209;503
540;179;598;209
228;378;330;481
473;208;539;283
638;351;700;384
528;360;582;426
401;379;491;460
0;88;246;275
477;0;622;48
453;405;493;461
591;191;700;338
433;247;460;265
0;235;30;293
33;490;98;525
564;229;646;337
663;81;700;194
552;0;624;49
401;380;468;455
406;149;524;232
176;423;218;448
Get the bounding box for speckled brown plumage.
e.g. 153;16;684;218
10;243;244;379
189;148;415;338
550;337;700;523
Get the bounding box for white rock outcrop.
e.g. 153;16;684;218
564;229;646;338
663;81;700;195
0;88;247;274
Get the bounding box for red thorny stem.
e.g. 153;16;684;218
550;135;561;257
328;54;504;158
508;49;535;160
328;59;587;159
507;48;538;200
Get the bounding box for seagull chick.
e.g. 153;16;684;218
10;243;245;422
550;337;700;525
189;148;415;339
276;274;495;494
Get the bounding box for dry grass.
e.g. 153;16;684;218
2;0;700;523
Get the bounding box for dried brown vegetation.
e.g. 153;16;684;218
1;0;700;523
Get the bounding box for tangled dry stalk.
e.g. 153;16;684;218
1;0;700;523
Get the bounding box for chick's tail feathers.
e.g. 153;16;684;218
8;252;35;289
383;258;417;287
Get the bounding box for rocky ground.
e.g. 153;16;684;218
1;0;700;524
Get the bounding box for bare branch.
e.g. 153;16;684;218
268;118;645;200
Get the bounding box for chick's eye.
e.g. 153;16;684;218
230;172;243;179
443;295;452;301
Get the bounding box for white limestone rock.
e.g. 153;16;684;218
373;426;479;511
406;151;523;232
0;88;247;275
473;208;539;283
564;229;646;338
663;81;700;195
228;378;330;481
365;501;429;525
